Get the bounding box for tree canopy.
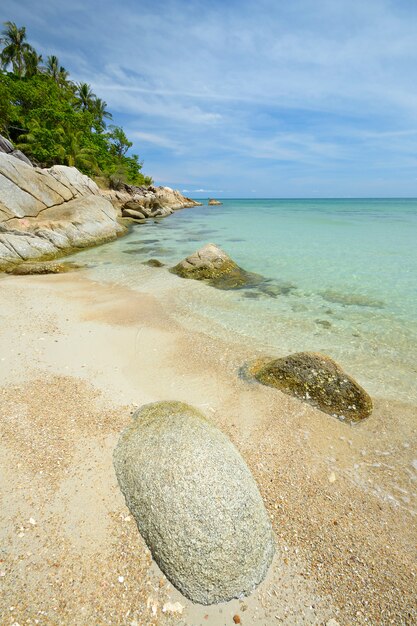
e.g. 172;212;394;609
0;21;152;187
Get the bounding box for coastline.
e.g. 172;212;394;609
0;270;415;625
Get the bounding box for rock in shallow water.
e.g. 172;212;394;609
5;260;82;275
170;243;265;290
253;352;373;422
113;401;274;604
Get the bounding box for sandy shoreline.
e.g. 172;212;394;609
0;271;416;625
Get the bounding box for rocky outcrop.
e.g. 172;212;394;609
208;198;222;206
170;243;266;290
113;401;274;605
0;151;124;270
0;135;33;166
252;352;373;422
102;185;202;222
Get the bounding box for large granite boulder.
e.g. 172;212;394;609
208;198;222;205
253;352;373;422
170;243;265;290
0;152;124;270
113;401;274;605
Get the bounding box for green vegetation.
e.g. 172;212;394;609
0;21;152;187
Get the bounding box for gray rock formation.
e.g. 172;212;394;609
102;185;202;222
113;401;274;605
0;152;124;270
0;134;33;166
252;351;373;422
208;198;222;206
170;243;266;290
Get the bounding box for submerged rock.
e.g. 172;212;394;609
320;289;384;309
253;352;373;422
6;260;81;275
113;401;274;605
142;258;165;267
170;243;265;290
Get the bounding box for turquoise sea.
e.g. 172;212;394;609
77;198;417;404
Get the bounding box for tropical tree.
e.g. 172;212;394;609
0;22;152;184
44;55;70;86
65;129;98;172
44;55;59;80
107;125;132;156
0;21;35;77
75;82;96;112
24;49;43;78
92;97;112;130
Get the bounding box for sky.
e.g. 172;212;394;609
1;0;417;197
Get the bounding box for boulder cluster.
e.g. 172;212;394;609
104;185;202;222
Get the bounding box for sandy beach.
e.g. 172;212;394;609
0;271;416;626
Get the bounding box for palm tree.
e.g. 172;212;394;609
92;97;112;130
24;49;43;78
44;55;59;81
75;82;96;111
0;21;36;77
44;54;70;87
65;128;98;173
57;66;70;87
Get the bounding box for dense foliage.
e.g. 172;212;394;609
0;22;152;186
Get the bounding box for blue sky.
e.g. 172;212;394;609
2;0;417;197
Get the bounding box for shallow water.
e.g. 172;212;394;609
76;198;417;404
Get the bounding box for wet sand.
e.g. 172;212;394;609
0;272;415;626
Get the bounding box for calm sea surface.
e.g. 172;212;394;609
77;198;417;404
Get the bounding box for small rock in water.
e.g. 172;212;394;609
142;258;165;267
170;243;266;291
233;615;241;624
315;319;332;329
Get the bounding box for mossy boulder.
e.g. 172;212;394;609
113;401;274;605
253;352;373;422
170;243;265;290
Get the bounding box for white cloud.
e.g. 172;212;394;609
3;0;417;195
128;130;183;153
